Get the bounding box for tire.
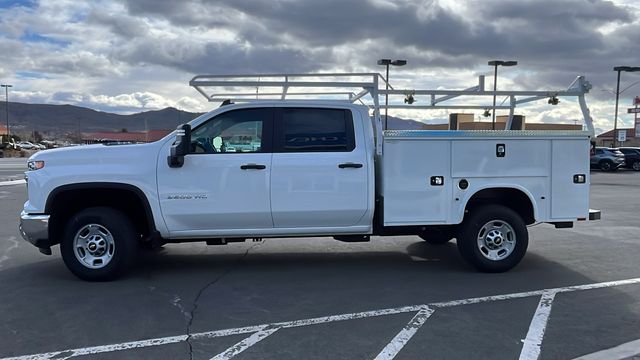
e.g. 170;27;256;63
419;229;453;245
632;161;640;171
456;204;528;272
599;160;613;171
60;207;138;281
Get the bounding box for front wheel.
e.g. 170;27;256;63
60;207;138;281
456;205;528;272
632;161;640;171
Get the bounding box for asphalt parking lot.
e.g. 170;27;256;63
0;161;639;360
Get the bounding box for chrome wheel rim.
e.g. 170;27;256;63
74;224;115;269
477;220;516;261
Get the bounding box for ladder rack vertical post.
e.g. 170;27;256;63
371;75;383;156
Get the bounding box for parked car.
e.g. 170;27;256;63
590;147;625;171
618;147;640;171
16;141;36;150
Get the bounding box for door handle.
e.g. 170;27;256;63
240;164;266;170
338;163;363;169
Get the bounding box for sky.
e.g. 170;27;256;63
0;0;639;133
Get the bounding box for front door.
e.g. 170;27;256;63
157;107;274;236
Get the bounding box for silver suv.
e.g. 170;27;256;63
590;147;625;171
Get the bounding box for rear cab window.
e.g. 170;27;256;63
276;108;355;152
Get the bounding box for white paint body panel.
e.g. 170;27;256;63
381;132;591;226
24;142;170;236
157;149;273;235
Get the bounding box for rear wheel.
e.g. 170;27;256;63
60;207;138;281
457;205;528;272
632;161;640;171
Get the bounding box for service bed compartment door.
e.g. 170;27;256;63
550;139;590;219
271;108;369;228
382;139;451;225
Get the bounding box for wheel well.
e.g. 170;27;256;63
46;184;155;244
465;188;535;225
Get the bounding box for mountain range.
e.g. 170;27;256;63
0;102;427;140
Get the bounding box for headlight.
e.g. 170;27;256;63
27;160;45;171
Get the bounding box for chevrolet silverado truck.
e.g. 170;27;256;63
19;73;600;280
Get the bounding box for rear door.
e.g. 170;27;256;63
270;107;369;228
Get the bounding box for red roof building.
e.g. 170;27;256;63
81;130;172;144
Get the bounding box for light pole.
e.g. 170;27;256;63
1;84;11;141
377;59;407;130
488;60;517;130
612;66;640;147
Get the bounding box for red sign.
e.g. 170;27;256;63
634;96;640;106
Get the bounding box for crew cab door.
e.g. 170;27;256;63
157;107;274;235
270;107;369;228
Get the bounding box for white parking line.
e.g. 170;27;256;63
0;180;25;187
519;291;557;360
572;338;640;360
210;327;280;360
2;276;640;360
373;306;434;360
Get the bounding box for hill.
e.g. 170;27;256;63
0;102;427;139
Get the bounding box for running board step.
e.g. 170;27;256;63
333;235;370;242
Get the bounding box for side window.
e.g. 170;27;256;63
280;108;355;152
595;149;604;155
190;108;269;154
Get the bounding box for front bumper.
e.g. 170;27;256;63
19;211;51;251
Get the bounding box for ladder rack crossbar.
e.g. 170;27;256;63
188;72;596;154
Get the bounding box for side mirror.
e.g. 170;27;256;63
168;124;191;168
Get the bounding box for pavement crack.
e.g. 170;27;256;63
185;241;264;360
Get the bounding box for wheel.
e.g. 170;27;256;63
60;207;138;281
456;204;528;272
632;161;640;171
418;229;453;245
599;160;613;171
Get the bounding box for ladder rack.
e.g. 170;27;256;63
189;72;596;155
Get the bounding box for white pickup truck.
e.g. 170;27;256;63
19;73;600;280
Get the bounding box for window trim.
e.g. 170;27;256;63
188;107;274;155
273;107;356;153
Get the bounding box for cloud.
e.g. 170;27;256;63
0;0;638;131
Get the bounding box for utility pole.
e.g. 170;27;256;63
1;84;12;141
612;66;640;147
377;59;407;130
488;61;517;130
